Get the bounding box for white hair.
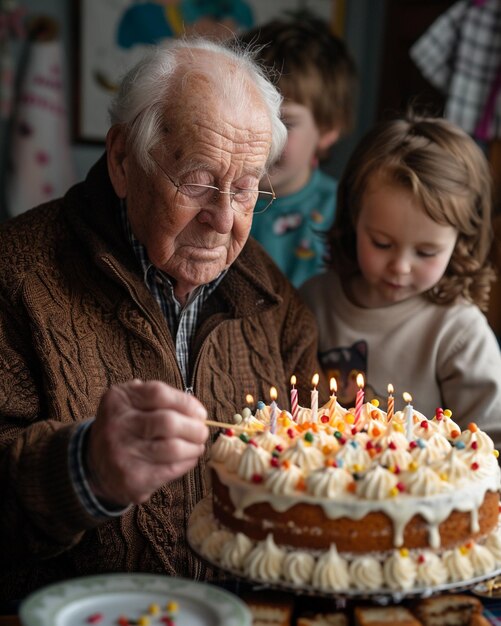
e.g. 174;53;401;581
108;37;287;172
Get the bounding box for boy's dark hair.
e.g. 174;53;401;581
238;14;357;135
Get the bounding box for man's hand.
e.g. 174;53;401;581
85;380;209;506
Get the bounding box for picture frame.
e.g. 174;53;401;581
74;0;337;143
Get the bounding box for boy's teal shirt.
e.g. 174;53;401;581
250;168;337;288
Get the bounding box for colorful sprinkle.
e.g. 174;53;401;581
86;614;103;624
304;431;314;443
399;548;409;557
455;441;466;449
468;422;478;432
371;399;380;407
224;428;234;437
443;409;452;418
148;604;160;616
471;462;480;471
251;473;263;483
345;413;355;425
320;415;329;423
450;430;460;439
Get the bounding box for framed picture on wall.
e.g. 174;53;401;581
75;0;336;143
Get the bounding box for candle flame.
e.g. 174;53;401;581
387;384;394;395
311;373;319;388
290;374;297;387
356;373;364;389
330;377;337;393
403;392;413;404
245;394;254;405
270;386;278;401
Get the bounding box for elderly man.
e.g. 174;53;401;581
0;38;326;603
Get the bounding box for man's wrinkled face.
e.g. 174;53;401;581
123;70;272;302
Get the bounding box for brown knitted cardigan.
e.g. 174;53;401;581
0;155;327;602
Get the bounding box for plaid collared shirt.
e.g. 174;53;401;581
118;201;226;389
410;0;501;141
68;200;226;517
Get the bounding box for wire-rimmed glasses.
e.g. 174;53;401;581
149;154;276;215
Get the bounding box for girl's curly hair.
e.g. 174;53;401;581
327;114;495;311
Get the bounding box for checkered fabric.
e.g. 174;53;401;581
410;0;501;140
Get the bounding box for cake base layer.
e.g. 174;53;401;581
212;471;500;552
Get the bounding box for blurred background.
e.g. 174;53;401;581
1;0;471;222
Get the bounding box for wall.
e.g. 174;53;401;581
0;0;385;220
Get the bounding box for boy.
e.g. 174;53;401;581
240;15;357;287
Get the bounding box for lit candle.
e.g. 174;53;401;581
270;387;278;434
329;377;338;422
311;373;319;423
290;375;299;422
245;394;254;410
387;384;394;422
355;373;365;423
403;392;413;440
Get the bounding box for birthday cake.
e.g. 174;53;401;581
188;393;501;593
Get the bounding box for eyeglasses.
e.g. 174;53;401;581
149;154;276;215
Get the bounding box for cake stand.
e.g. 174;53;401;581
188;496;501;606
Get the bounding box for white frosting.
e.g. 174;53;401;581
415;551;448;587
469;542;496;576
200;529;234;562
281;437;324;472
211;433;246;472
244;534;285;582
403;466;452;497
237;444;271;481
383;550;417;590
349;556;384;590
379;447;413;471
266;463;304;495
432;415;461;438
307;466;354;498
432;448;469;484
356;465;398;500
459;428;495;453
412;419;439;440
282;551;315;586
254;430;286;453
220;532;254;570
335;441;371;471
443;547;474;582
311;545;351;591
486;529;501;565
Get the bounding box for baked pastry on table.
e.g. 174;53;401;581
411;594;484;626
354;606;421;626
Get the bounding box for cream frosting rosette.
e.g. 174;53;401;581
383;550;417;590
283;551;315;586
281;437;324;472
237;443;271;481
220;532;254;571
244;534;285;582
311;544;351;591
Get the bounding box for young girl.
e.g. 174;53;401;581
300;114;501;447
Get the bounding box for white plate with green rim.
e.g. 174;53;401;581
19;573;252;626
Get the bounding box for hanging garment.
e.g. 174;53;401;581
410;0;501;140
6;19;76;217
